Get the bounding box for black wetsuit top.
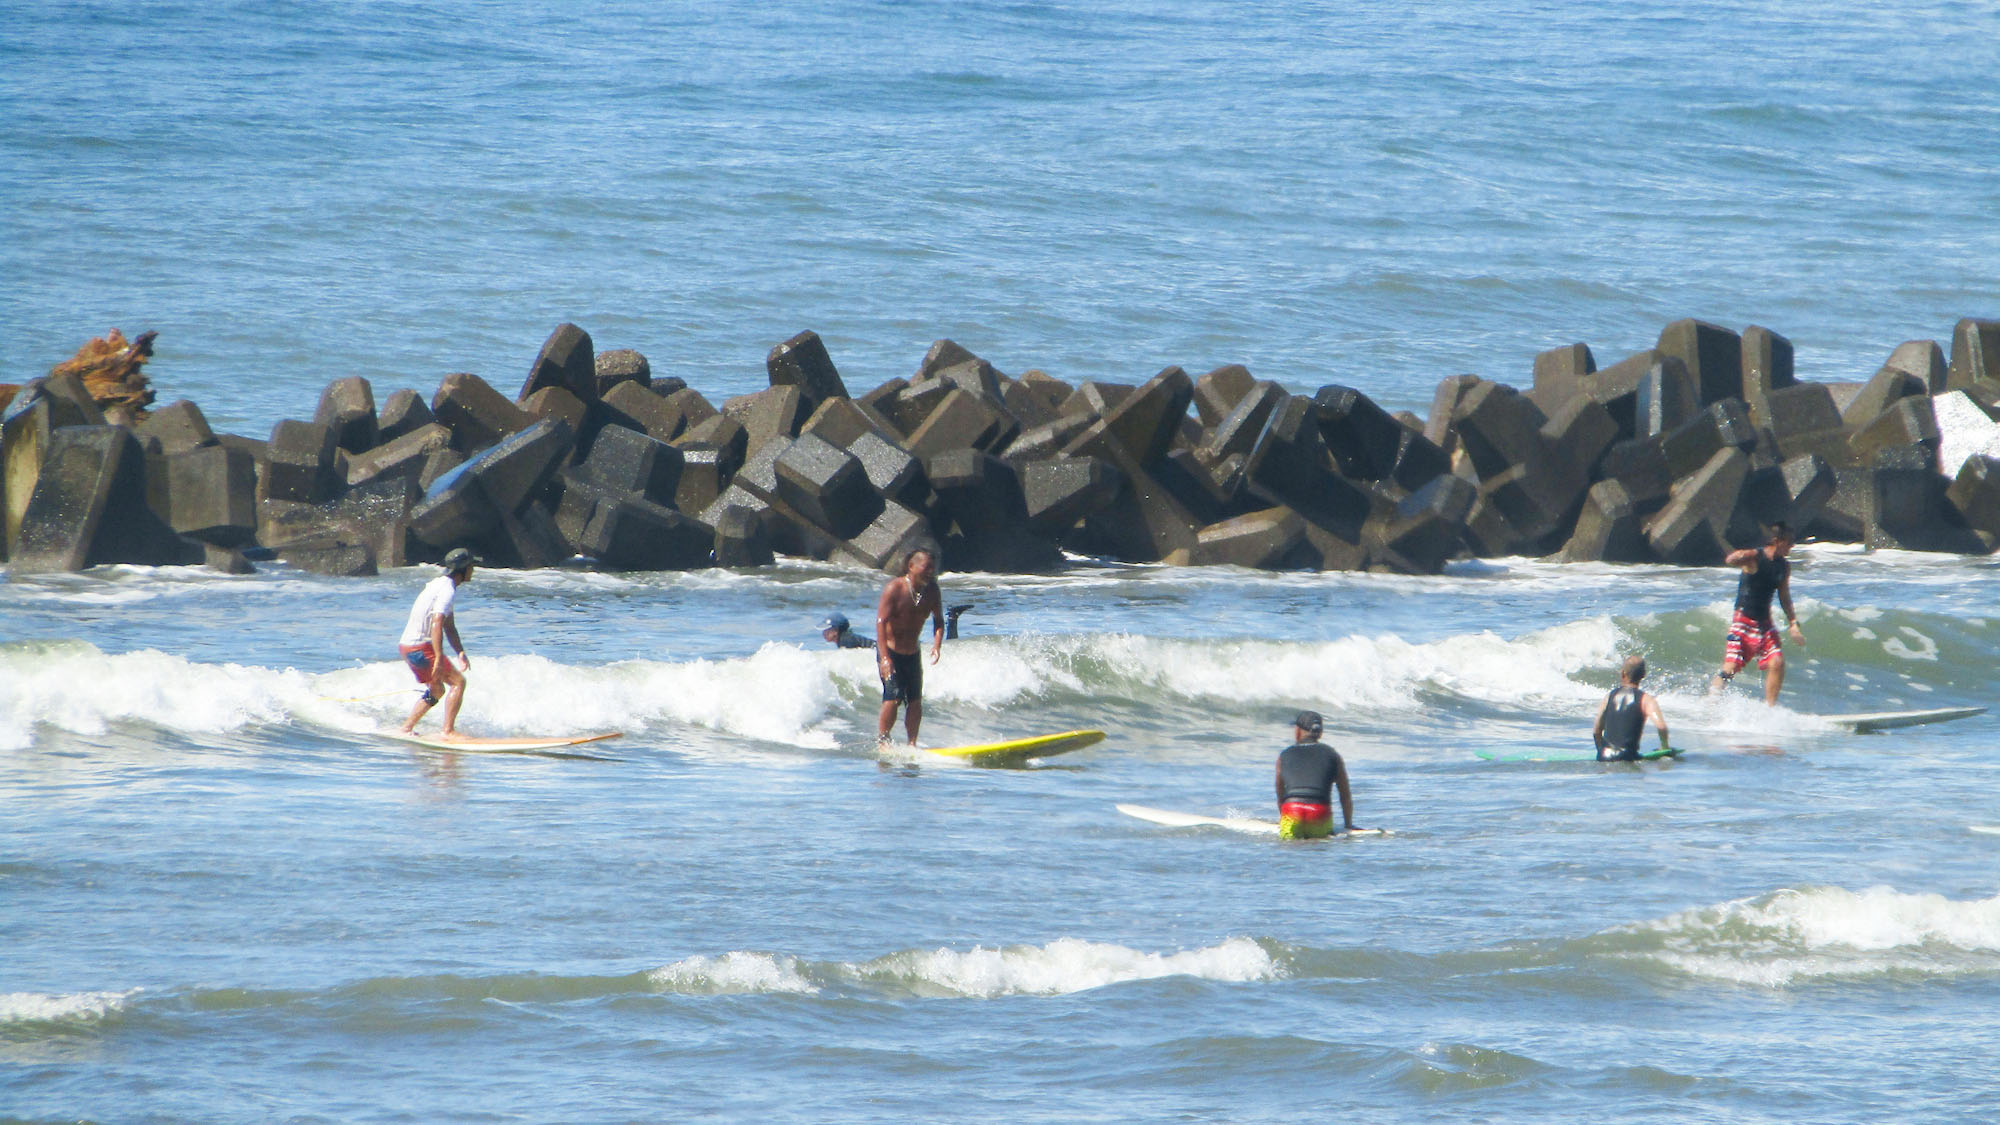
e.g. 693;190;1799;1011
1598;686;1647;760
1733;552;1788;622
1278;741;1343;804
834;630;875;650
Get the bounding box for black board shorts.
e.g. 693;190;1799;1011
881;649;923;703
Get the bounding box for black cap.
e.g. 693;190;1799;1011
1293;710;1323;734
441;547;482;573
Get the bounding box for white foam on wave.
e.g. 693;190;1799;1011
0;642;319;751
862;936;1277;998
648;952;818;995
1616;886;2000;987
0;989;137;1024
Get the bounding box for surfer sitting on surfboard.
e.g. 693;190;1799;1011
1711;521;1804;706
1593;655;1669;762
1276;711;1360;839
398;547;477;739
875;547;945;746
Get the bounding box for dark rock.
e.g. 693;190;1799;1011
1562;479;1651;563
264;420;340;503
766;330;849;409
594;348;651;398
137;400;218;456
376;389;435;444
776;433;883;539
520;322;596;404
432;372;530;455
1947;317;2000;391
1194;365;1257;429
1657;319;1743;406
167;444;258;547
313;377;379;454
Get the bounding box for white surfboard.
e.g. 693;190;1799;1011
1819;706;1986;733
1115;804;1388;838
381;729;624;759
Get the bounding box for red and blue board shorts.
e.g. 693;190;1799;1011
1279;801;1335;840
1724;611;1782;669
400;643;439;685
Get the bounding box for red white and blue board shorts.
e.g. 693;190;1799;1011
1279;801;1335;840
399;643;440;685
1724;611;1782;669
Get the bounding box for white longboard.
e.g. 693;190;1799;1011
1115;804;1388;838
382;730;624;759
1819;707;1986;733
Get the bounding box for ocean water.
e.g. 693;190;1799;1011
4;2;1999;1122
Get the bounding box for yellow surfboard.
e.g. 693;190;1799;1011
919;729;1106;767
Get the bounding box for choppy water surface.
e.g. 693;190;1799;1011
5;0;2000;1120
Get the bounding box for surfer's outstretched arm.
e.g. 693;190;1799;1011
1333;755;1356;831
1591;696;1610;752
1643;693;1669;751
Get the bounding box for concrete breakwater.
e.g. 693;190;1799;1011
3;318;1999;578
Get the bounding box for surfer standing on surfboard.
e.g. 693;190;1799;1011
1593;655;1669;761
875;547;945;746
398;547;477;739
1711;522;1804;706
1275;711;1360;839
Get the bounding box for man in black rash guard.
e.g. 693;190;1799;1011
1710;522;1805;706
1593;655;1670;761
1273;711;1359;840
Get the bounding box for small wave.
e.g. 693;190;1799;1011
0;989;138;1029
648;952;818;996
1606;886;2000;987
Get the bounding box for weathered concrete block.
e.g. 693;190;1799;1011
659;387;720;436
1194;364;1257;429
1947;317;2000;392
801;397;885;450
594;348;651;398
673;444;731;515
1740;325;1797;418
1451;380;1548;479
1658;319;1743;406
278;539;377;577
856;378;910;434
522;385;588;438
1934;390;2000;478
1580;352;1696;441
1090;367;1193;466
1000;413;1094;465
766;330;849;409
1370;473;1477;573
314;377;379;454
432;372;530;455
1204;382;1289;462
137;400;218;456
928;358;1004;403
476;501;569;570
849;429;926;506
1313;385;1408;484
376;389;435;445
1882;340;1947;393
409;460;500;547
1840;365;1928;431
916;339;982;381
1662;399;1758;481
167;444;258;547
710;499;777;568
1562;479;1651;563
926;449;1029;533
1387;428;1451;495
674;414;749;475
1947;455;2000;537
1530;343;1597;411
1476;462;1576;551
1244;397;1370;538
1762;382;1847;457
260;476;420;569
8;427;130;572
776;433;882;539
3;396;55;556
577;423;684;507
1848;396;1937;468
574;494;711;570
1000;374;1062;429
458;418;575;515
264;420;340;503
1644;447;1749;565
1153;447;1234;525
1866;443;1973;552
909;387;1017;460
1023;456;1122;534
41;373;107;427
1066;442;1201;563
1190;507;1307;569
722;385;809;459
521;322;597;404
1597;436;1671;505
601;379;688;444
837;500;933;572
1732;454;1836;546
203;543;255;574
1062;381;1134;422
1538;394;1619;486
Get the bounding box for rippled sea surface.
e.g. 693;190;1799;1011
4;2;1999;1122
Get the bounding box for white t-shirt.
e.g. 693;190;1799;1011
399;574;459;648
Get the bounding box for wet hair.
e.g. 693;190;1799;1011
903;547;935;573
1622;655;1647;683
1767;521;1793;544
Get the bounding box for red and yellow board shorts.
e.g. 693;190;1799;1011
1724;610;1782;669
1279;801;1335;840
399;643;440;685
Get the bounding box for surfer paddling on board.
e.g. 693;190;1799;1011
1711;522;1804;706
1275;711;1360;839
398;547;477;738
1593;655;1669;761
875;547;945;746
819;612;875;650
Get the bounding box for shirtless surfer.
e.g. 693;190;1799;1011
399;547;477;737
875;547;945;746
1593;655;1669;761
1274;711;1360;839
1711;522;1804;706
